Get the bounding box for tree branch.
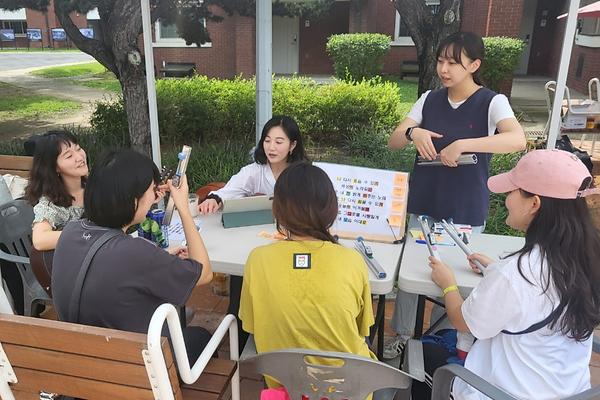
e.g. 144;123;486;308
53;0;116;73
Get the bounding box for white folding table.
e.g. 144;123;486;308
397;233;525;337
192;213;405;358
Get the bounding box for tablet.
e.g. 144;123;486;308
222;195;273;213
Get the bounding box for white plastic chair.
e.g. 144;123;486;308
145;303;241;400
241;347;420;400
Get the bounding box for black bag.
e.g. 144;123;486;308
555;135;593;173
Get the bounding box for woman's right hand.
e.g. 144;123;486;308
412;128;443;160
198;199;220;215
167;175;190;212
467;253;494;274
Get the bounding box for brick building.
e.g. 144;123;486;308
1;0;599;93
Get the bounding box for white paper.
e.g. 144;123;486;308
314;162;409;241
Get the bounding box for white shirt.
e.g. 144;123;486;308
454;247;592;400
211;163;275;200
407;90;516;136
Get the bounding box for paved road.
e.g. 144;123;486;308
0;52;95;72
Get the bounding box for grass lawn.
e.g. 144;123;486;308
31;62;107;78
79;71;121;92
31;61;122;93
0;82;80;120
385;76;418;118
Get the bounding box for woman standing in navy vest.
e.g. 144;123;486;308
383;32;526;359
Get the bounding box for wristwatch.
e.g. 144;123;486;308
405;126;416;141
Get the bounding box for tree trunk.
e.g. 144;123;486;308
53;0;153;157
120;67;152;156
394;0;462;96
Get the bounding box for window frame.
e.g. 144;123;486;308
153;19;212;48
391;0;440;47
0;20;27;36
576;17;600;48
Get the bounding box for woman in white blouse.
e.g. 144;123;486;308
198;115;308;214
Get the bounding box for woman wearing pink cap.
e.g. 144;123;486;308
415;149;600;399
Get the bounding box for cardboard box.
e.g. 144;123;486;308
561;114;587;129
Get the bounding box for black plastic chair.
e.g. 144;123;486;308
431;335;600;400
0;200;51;316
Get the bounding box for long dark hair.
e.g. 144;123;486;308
511;188;600;341
254;116;308;164
437;31;485;86
272;162;338;243
25;130;85;208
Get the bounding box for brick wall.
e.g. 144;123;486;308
461;0;489;35
298;2;349;75
533;0;600;95
25;1;88;49
486;0;524;37
567;45;600;94
152;8;255;78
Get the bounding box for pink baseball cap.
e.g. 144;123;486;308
488;149;600;199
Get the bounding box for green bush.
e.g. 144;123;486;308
482;37;525;92
326;33;391;81
91;76;403;147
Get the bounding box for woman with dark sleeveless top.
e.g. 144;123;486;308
384;32;526;359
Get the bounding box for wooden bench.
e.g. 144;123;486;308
160;63;196;78
0;155;33;178
0;310;239;400
400;60;419;79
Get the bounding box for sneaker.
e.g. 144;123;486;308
382;335;410;360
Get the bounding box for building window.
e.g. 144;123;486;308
392;0;440;46
580;17;600;36
154;20;212;48
576;17;600;48
0;20;27;35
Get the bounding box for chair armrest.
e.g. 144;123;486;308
431;364;517;400
146;303;240;400
593;334;600;354
402;339;425;382
0;249;29;265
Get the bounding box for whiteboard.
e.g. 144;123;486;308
314;162;408;243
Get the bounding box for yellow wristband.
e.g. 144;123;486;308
442;285;459;296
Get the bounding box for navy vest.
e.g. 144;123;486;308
407;87;497;226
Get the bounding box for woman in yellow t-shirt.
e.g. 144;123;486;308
239;162;376;372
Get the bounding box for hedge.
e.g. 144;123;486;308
482;37;525;92
326;33;391;81
90;76;404;147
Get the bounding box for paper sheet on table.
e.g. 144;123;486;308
168;213;202;244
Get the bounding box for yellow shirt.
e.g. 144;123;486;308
239;240;376;375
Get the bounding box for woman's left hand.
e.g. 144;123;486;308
439;140;464;167
168;246;188;259
154;183;168;204
428;256;456;289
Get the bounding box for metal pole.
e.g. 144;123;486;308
141;0;162;168
547;0;581;149
256;0;273;145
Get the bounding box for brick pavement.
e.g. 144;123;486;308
188;283;600;398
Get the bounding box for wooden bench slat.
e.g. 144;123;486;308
0;315;173;365
4;343;154;388
181;388;220;400
183;370;235;395
12;367;156;400
201;358;238;377
0;169;29;178
0;155;33;170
